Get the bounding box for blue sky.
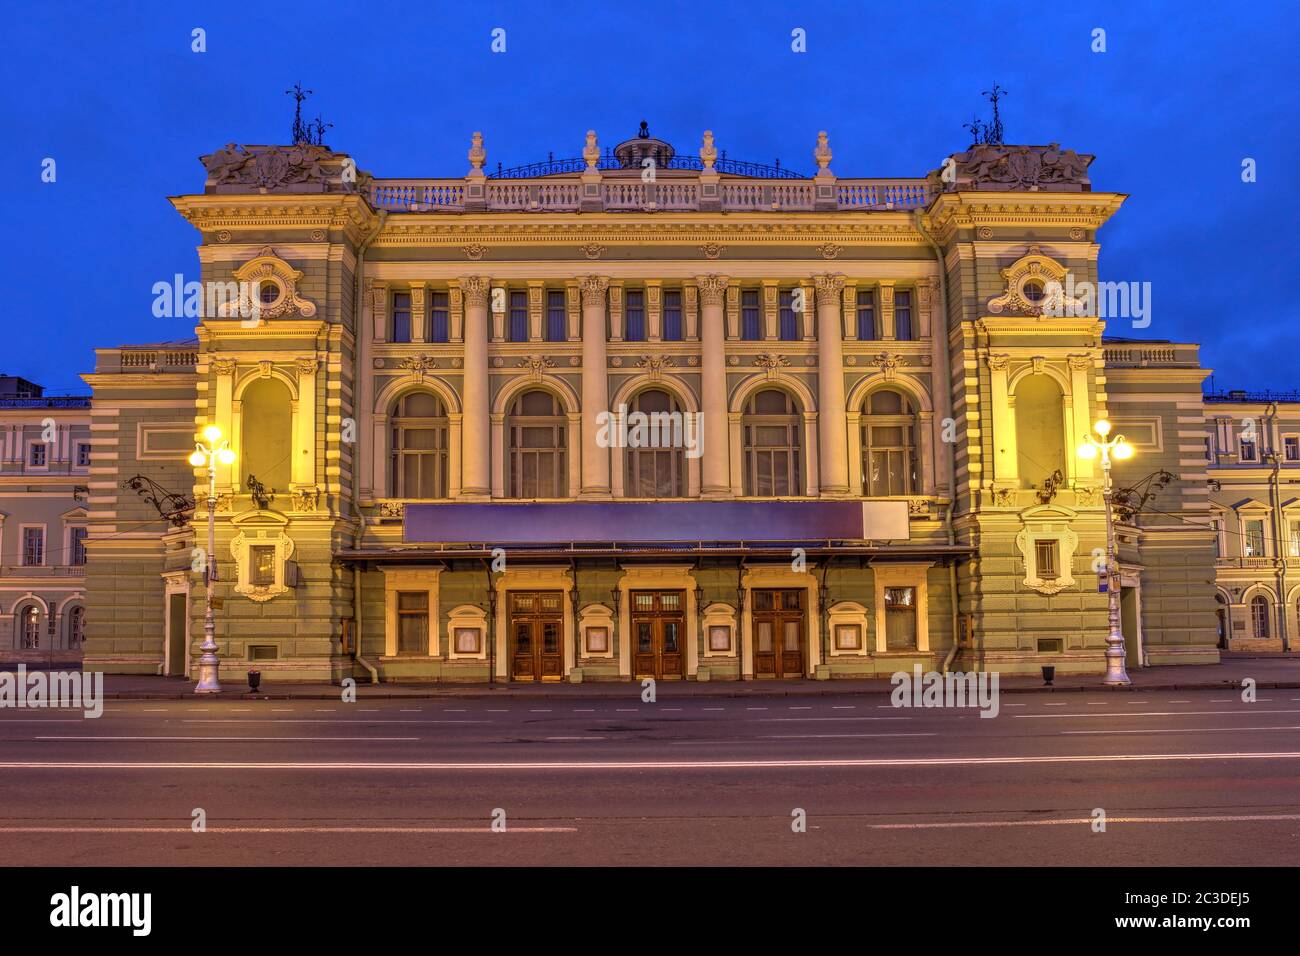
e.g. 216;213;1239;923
1;0;1295;394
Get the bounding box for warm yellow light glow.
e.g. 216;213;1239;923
202;424;223;444
1113;441;1134;460
1077;442;1098;460
188;450;207;467
1093;419;1112;437
216;447;236;466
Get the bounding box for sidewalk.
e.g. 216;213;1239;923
16;653;1296;700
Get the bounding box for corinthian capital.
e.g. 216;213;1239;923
696;274;729;306
579;275;609;306
813;273;846;305
459;276;491;307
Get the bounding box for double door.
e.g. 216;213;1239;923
510;591;564;681
631;590;685;680
752;588;805;678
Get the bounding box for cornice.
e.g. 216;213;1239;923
923;191;1127;242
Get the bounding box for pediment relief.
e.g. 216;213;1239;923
987;247;1084;318
217;247;318;321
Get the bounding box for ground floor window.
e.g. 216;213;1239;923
884;587;918;650
397;591;429;653
19;606;41;649
1251;594;1270;638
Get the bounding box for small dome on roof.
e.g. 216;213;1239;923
613;121;675;169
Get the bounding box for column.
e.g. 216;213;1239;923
988;353;1016;485
580;275;611;498
698;275;730;497
292;357;318;488
1068;353;1095;482
460;276;491;497
212;358;237;489
815;274;849;495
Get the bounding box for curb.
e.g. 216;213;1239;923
97;680;1299;702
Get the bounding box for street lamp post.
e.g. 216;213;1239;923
189;425;236;694
1078;418;1134;686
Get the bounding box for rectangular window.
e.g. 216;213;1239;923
1240;436;1257;461
662;290;683;341
250;545;276;586
428;290;449;343
76;443;92;467
1285;436;1300;462
70;527;87;566
396;591;429;654
1211;518;1223;558
778;290;799;341
857;289;876;340
894;290;913;341
1035;539;1059;580
29;443;47;467
1289;520;1300;558
22;528;44;566
391;292;412;343
624;290;645;342
1204;436;1214;462
508;291;528;342
884;586;917;650
741;289;761;340
545;290;566;342
1244;519;1265;557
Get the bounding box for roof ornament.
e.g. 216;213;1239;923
583;130;600;171
700;130;717;172
468;131;486;178
814;130;832;175
638;120;650;139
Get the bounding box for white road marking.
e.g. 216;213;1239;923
615;709;638;713
529;709;552;713
1044;703;1068;707
5;752;1300;771
1016;709;1300;719
872;813;1300;830
545;736;606;741
831;706;856;710
661;708;682;712
764;733;938;740
179;719;485;725
788;706;811;710
1063;725;1300;735
399;709;422;713
757;716;910;722
35;735;419;742
0;825;575;834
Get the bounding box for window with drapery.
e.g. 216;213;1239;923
1243;519;1265;557
856;288;876;340
67;606;85;647
397;591;429;654
861;389;919;496
742;389;803;497
624;290;646;342
508;390;567;498
19;605;41;649
507;290;528;342
884;586;918;649
624;389;685;498
741;289;761;340
778;289;799;341
428;290;450;343
894;289;914;341
390;392;450;499
391;291;412;343
1250;594;1270;638
545;290;566;342
662;290;683;341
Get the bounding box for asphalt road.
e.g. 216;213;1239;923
1;687;1298;865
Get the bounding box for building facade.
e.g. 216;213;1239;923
1203;390;1300;651
0;377;91;659
81;127;1223;682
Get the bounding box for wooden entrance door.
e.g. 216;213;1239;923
752;588;805;678
631;590;685;680
510;591;565;681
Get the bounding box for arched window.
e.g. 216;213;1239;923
389;392;449;499
861;389;918;496
743;389;803;496
240;377;293;492
1251;594;1270;638
625;389;685;498
1015;374;1066;490
18;605;40;649
67;606;85;648
508;390;567;498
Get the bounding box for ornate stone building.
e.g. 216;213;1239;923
80;127;1221;682
0;377;91;659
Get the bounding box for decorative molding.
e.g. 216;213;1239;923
579;275;609;306
519;355;557;381
699;242;726;260
813;273;846;305
696;274;729;306
817;242;842;260
223;246;318;319
459;275;491;307
463;243;487;261
398;354;437;381
636;354;675;381
871;352;901;379
580;242;605;260
753;353;790;378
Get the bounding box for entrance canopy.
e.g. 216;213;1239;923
404;500;910;546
